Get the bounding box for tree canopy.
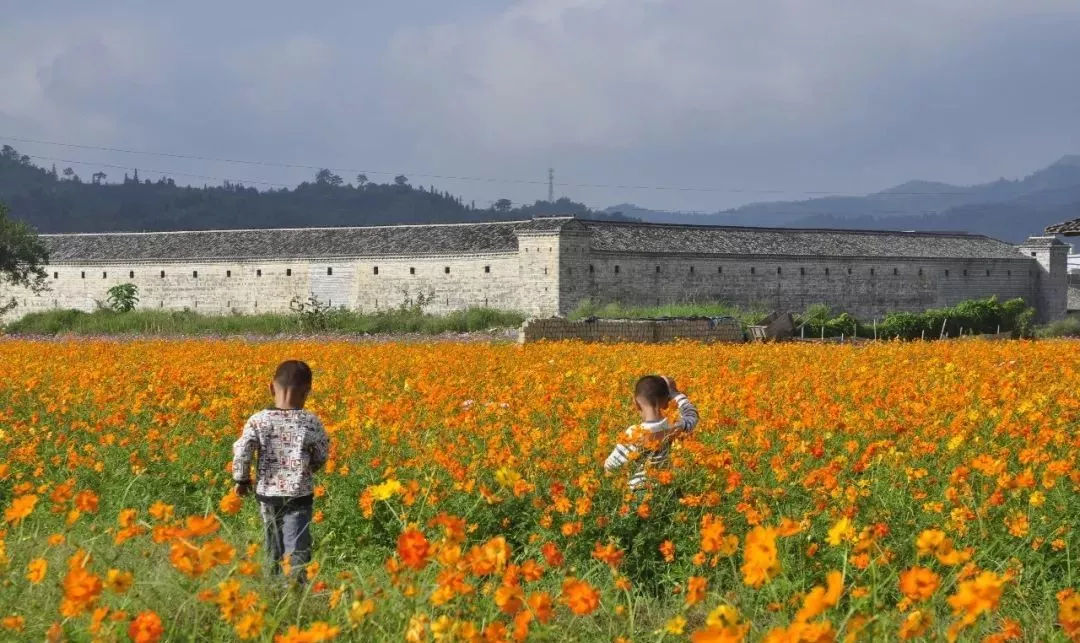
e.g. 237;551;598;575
0;146;632;233
0;201;49;314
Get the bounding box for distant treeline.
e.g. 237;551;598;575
0;145;632;233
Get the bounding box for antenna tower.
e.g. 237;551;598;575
547;167;554;203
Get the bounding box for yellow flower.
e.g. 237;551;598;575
370;479;402;501
105;569;134;594
663;615;686;635
826;517;854;546
26;558;48;584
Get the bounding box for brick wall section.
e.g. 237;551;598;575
519;317;744;343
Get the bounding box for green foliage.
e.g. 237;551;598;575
0;200;49;299
796;296;1035;339
1036;316;1080;338
0;145;633;233
4;306;526;337
568;299;769;325
106;283;140;313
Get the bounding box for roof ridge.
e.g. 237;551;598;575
40;219;535;238
575;217;1001;241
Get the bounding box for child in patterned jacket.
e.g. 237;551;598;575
604;375;699;490
232;360;330;580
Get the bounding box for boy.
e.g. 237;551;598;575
604;375;698;490
232;360;330;580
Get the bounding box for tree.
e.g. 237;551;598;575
356;174;368;188
315;169;343;186
62;167;76;181
0;202;49;314
494;198;513;212
92;172;107;185
394;174;409;187
106;283;139;312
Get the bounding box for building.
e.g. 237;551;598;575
0;216;1069;322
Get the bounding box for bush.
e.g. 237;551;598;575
795;296;1034;340
106;283;140;313
1036;316;1080;338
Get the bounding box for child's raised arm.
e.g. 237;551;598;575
232;417;259;495
664;377;699;434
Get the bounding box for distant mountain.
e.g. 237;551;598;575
0;144;633;233
608;155;1080;242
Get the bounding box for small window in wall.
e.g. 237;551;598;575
53;272;58;279
410;267;416;275
160;270;165;278
589;264;595;273
373;266;378;275
777;266;782;275
893;268;898;276
286;268;292;276
1007;270;1012;276
847;267;852;275
327;267;333;276
963;269;968;276
870;268;875;276
945;269;950;277
985;269;990;276
484;265;490;274
656;265;661;273
918;268;923;276
799;267;805;276
257;269;262;277
192;270;198;278
718;266;723;274
689;266;695;274
825;268;830;275
614;265;620;274
102;271;107;279
444;266;450;274
129;271;135;278
1030;252;1036;257
227;270;232;278
751;267;756;275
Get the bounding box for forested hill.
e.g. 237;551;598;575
0;145;630;233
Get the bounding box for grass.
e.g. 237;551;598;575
2;306;527;336
567;300;768;324
1036;315;1080;338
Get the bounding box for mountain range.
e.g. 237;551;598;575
608;155;1080;242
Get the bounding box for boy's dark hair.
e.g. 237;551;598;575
634;375;669;407
274;360;313;389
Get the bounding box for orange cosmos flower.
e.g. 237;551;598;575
528;592;554;623
60;565;103;616
219;490;243;515
148;501;174;522
128;610;164;643
541;542;564;567
105;569;134;594
591;541;624;568
659;540;675;562
1058;588;1080;640
685;576;708;606
561;578;600;615
794;570;843;623
397;528;430;570
1;615;24;633
947;571;1007;635
275;622;341;642
494;584;524;616
741;526;780;588
4;494;38;525
26;558;47;584
899;566;940;602
898;609;932;640
73;490;99;513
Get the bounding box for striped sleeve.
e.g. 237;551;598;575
671;393;699;433
604;427;640;471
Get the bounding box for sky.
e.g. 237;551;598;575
2;0;1080;213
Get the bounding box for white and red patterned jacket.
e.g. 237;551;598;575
232;408;330;498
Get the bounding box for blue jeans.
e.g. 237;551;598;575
258;495;313;580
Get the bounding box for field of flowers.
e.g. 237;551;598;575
0;338;1078;642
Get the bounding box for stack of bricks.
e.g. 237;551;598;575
518;317;744;344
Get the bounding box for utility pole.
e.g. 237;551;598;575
547;167;554;203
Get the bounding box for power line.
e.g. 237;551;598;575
0;133;1005;197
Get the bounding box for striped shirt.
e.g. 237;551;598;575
232;408;330;498
604;393;699;489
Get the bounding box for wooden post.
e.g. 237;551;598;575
801;325;805;340
821;325;825;340
921;329;925;341
873;319;878;341
940;318;948;339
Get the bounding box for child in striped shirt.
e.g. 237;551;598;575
604;375;699;490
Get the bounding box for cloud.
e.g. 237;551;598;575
385;0;1080;159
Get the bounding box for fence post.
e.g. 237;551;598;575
873;319;877;341
939;318;948;339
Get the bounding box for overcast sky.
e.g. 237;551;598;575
2;0;1079;212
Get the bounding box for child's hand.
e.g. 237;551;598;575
235;481;252;497
662;376;679;397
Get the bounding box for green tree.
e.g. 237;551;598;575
0;202;49;315
106;283;140;313
494;198;512;212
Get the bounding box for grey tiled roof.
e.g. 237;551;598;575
580;220;1025;259
41;216;1026;263
1046;219;1080;235
42;220;544;262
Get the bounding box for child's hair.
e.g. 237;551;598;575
274;360;313;390
634;375;670;407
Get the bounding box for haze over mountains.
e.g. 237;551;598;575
1;141;1078;243
608;155;1080;242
